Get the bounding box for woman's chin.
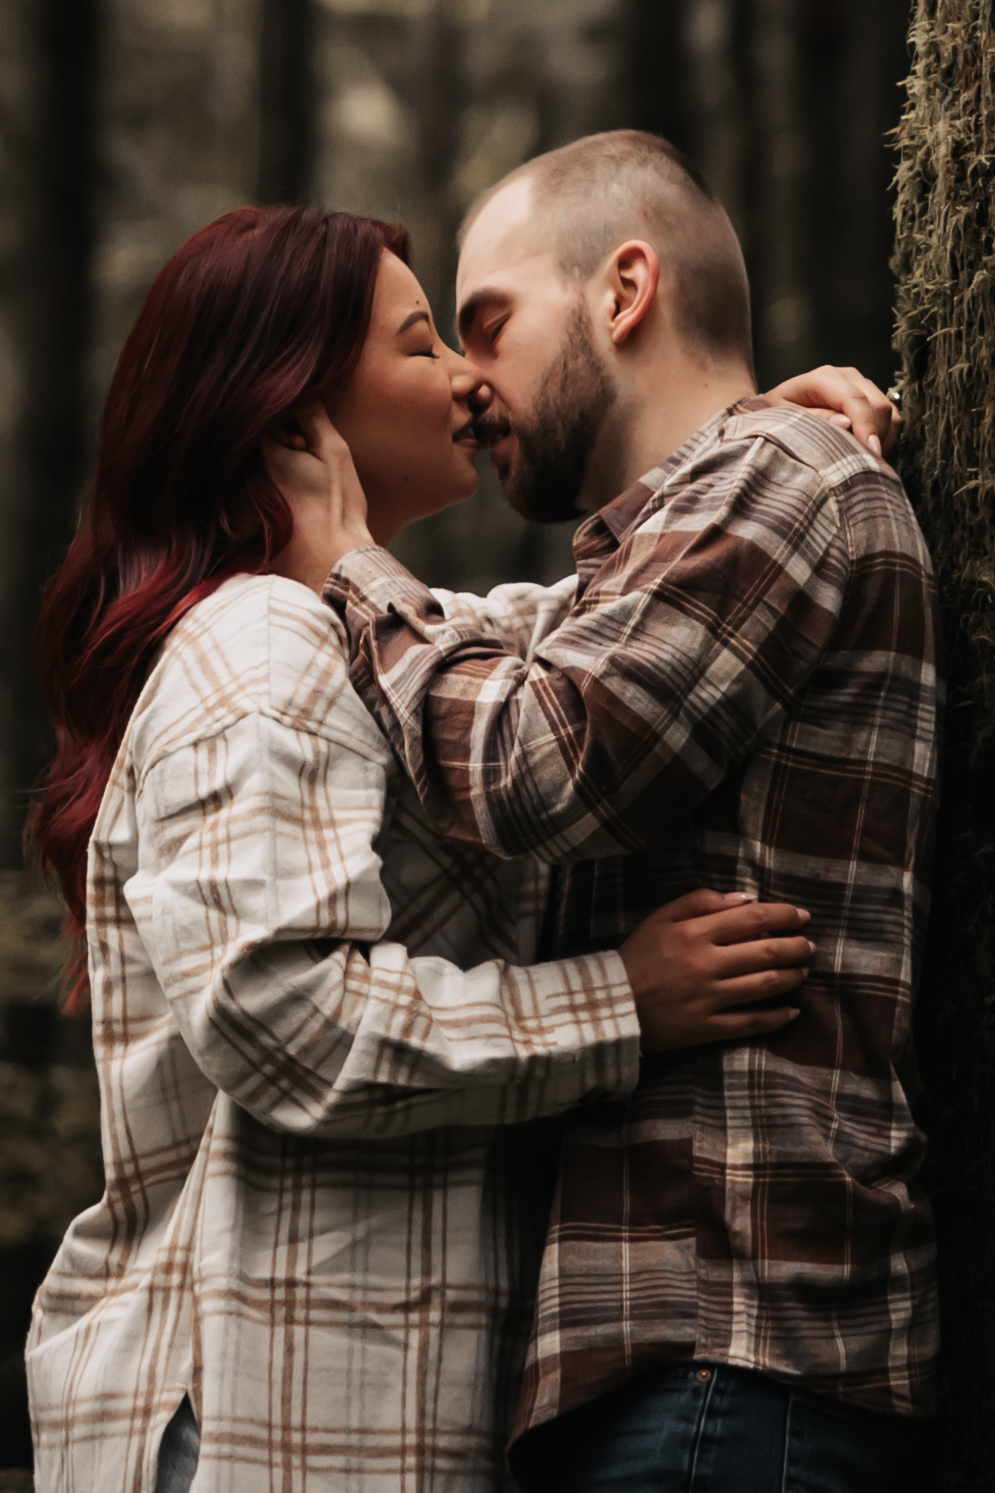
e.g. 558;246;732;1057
386;475;480;536
439;466;481;507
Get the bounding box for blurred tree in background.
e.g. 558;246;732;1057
0;0;917;1478
0;876;100;1478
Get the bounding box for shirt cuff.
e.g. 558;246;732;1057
520;948;641;1102
324;545;498;663
324;546;431;615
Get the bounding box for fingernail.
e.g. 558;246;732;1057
828;413;850;427
722;892;755;902
807;940;817;955
868;434;882;457
787;1008;801;1020
795;908;811;922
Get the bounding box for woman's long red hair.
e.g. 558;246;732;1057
29;204;409;1006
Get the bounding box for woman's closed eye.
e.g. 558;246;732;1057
404;331;441;360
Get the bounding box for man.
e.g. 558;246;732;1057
317;131;940;1490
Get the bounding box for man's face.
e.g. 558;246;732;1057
457;178;617;522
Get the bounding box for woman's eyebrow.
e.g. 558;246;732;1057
396;310;432;336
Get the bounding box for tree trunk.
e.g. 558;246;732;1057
0;0;40;872
258;0;315;206
87;0;264;420
747;0;816;380
0;0;97;870
892;4;995;1487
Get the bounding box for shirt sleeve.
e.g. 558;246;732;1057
433;575;578;658
323;436;851;860
130;707;639;1140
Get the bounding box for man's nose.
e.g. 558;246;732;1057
465;380;493;415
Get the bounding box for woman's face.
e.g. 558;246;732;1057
328;251;484;545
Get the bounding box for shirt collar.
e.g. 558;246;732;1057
571;395;769;577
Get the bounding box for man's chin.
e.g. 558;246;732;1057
505;470;586;524
488;436;586;523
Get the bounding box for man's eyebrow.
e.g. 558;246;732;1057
396;309;431;336
456;289;509;343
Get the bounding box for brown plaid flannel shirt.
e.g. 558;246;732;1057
324;399;941;1432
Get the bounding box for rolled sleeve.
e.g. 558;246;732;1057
131;707;639;1139
324;441;848;861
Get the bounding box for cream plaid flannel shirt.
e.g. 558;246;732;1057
27;574;638;1493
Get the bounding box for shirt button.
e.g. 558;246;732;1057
696;1368;713;1381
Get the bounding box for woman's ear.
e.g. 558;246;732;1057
266;413;308;451
607;240;661;347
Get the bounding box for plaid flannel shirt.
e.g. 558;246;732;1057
27;574;639;1493
324;400;941;1432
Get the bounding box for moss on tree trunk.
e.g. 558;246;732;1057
893;2;995;1486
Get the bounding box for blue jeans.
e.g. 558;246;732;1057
154;1396;200;1493
509;1364;935;1493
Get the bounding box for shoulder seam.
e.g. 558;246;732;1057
718;423;834;486
719;413;897;494
134;701;390;792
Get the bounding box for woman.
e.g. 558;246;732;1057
26;205;863;1493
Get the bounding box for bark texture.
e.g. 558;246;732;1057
893;4;995;1486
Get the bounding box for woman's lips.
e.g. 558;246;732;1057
452;420;479;451
473;420;514;468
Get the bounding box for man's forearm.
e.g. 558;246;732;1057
323;487;844;862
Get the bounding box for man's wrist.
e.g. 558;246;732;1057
325;544;419;589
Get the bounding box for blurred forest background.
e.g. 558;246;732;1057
0;0;914;1479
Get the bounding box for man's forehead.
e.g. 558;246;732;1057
456;176;555;301
465;175;533;250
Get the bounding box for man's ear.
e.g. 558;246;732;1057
604;240;661;347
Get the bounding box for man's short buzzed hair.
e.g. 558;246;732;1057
461;129;753;372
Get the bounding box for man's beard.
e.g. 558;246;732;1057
501;301;618;524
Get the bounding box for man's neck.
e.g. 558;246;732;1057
578;362;757;512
